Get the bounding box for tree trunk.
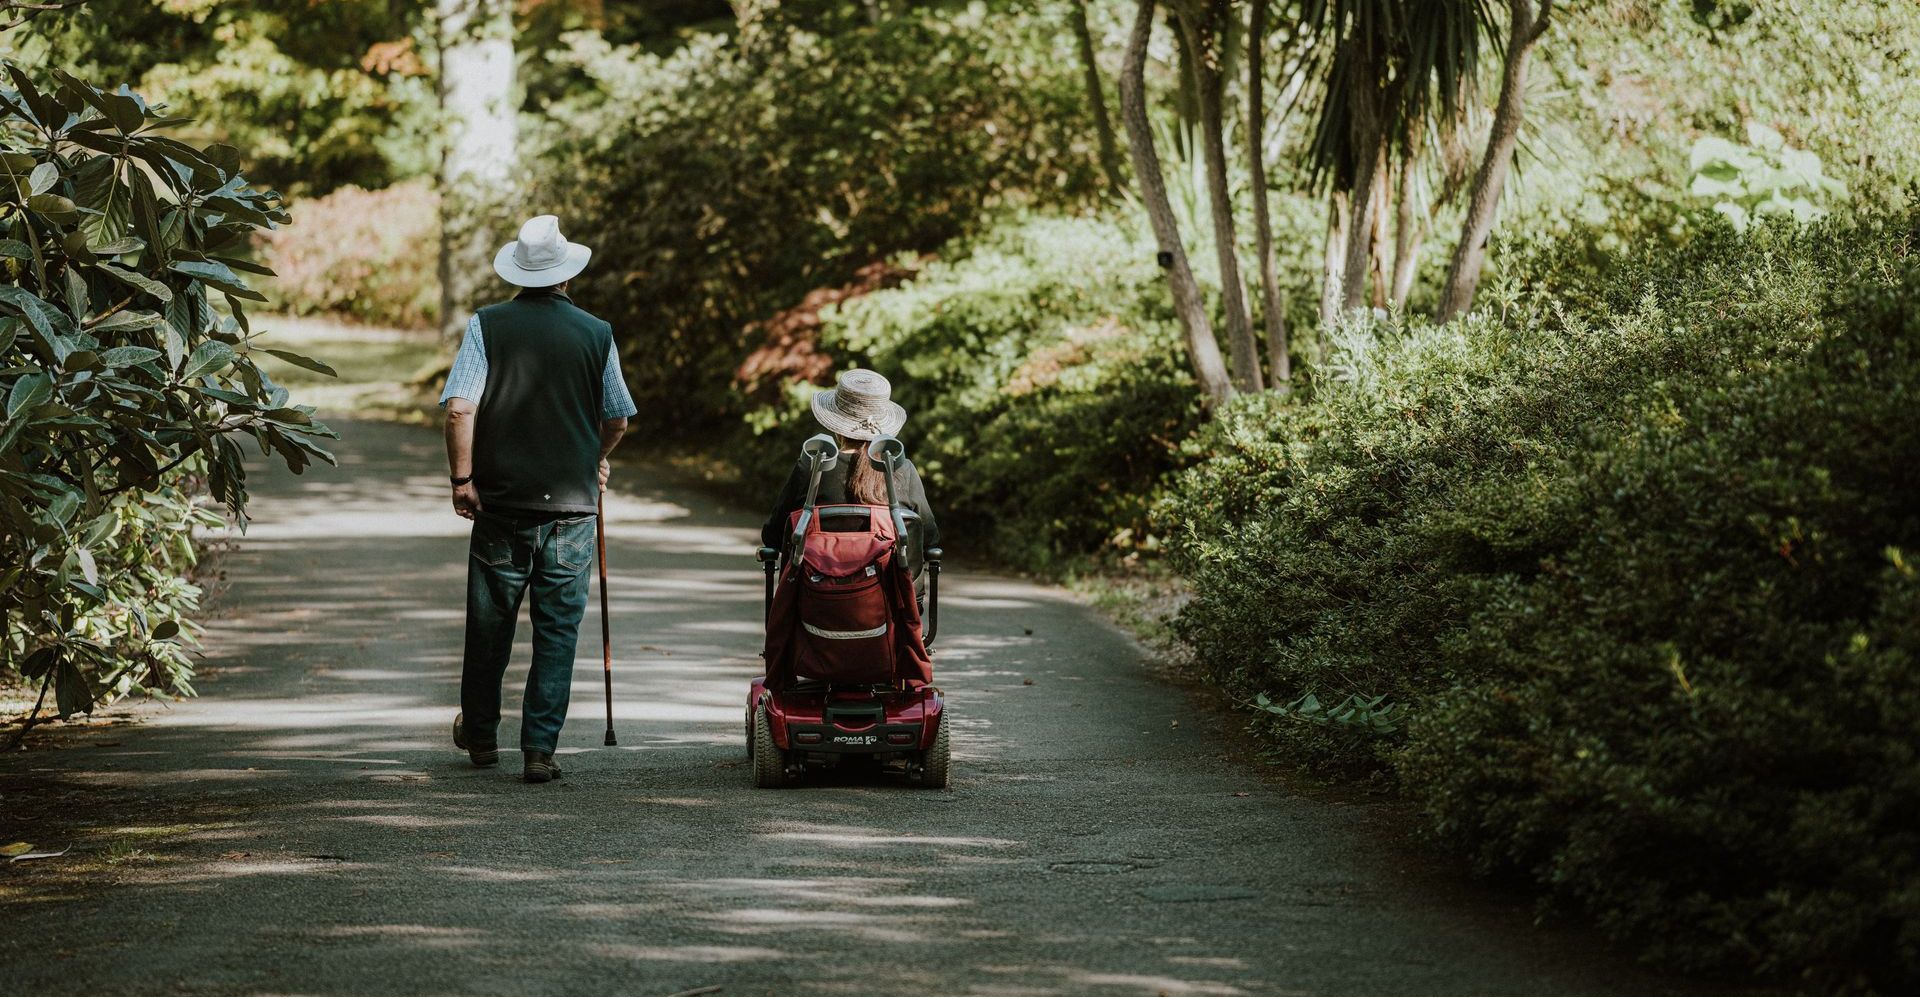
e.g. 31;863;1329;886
1171;10;1200;154
1339;134;1381;313
1318;189;1348;336
1367;161;1390;310
1177;0;1260;393
1247;0;1288;393
1119;0;1235;408
1389;154;1423;310
1436;0;1553;323
436;0;518;341
1069;0;1127;196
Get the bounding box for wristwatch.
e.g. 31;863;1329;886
449;474;473;487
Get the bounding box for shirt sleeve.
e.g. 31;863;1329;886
907;462;939;549
439;315;487;406
601;342;638;420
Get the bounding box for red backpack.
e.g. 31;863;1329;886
764;504;933;689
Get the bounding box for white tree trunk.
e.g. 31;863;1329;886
436;0;518;340
1389;155;1423;310
1318;189;1348;335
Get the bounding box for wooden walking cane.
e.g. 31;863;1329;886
598;491;617;747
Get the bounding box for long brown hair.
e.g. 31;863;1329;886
838;434;889;505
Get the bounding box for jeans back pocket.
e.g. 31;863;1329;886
551;517;596;573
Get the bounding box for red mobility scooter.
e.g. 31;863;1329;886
747;433;948;789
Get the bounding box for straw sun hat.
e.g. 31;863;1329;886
811;369;906;441
493;215;592;287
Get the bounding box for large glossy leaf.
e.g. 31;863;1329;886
7;372;53;420
73;155;129;245
98;346;162;367
258;348;337;377
63;267;90;318
0;285;61;339
169;259;266;301
26;193;78;219
97;263;174;303
180;340;235;380
55;657;94;717
90;310;164;333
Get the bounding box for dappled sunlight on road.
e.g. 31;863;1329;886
0;420;1726;997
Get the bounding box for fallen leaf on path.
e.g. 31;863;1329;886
1022;678;1035;686
1233;792;1250;798
666;986;722;997
1;842;32;857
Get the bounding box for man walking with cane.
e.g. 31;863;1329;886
440;215;637;783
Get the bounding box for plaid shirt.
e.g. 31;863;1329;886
438;314;638;420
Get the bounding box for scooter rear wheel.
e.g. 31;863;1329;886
752;699;790;789
918;712;950;789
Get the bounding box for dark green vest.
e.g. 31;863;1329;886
472;289;612;516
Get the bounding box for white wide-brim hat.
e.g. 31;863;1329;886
811;369;907;441
493;214;592;287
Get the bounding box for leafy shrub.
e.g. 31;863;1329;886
768;213;1202;571
544;7;1100;433
1167;209;1920;990
255;179;439;329
1;65;334;717
1689;123;1849;231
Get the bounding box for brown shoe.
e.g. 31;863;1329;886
452;713;498;767
523;751;563;783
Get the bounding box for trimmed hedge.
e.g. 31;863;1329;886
1168;211;1920;991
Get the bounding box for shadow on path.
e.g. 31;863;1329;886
0;420;1758;996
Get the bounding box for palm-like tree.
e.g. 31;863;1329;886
1292;0;1492;321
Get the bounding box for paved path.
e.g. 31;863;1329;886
0;420;1730;996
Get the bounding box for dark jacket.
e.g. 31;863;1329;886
471;289;612;515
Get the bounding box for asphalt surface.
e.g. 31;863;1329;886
0;419;1741;996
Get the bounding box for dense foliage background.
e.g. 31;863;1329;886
8;0;1919;990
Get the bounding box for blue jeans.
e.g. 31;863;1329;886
460;509;596;754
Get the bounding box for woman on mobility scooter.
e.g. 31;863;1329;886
749;370;950;789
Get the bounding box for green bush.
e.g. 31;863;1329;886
766;213;1201;570
1167;210;1920;990
255;179;439;329
1;65;334;717
544;7;1100;433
